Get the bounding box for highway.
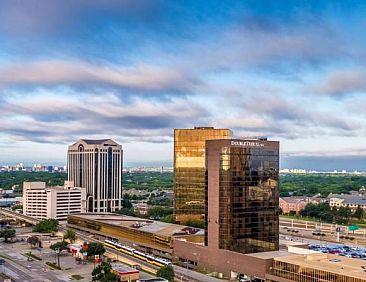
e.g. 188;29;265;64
279;217;366;246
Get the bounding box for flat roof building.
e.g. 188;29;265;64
111;263;140;282
173;138;281;280
68;139;123;213
23;181;86;221
173;127;232;224
205;138;279;254
67;213;203;257
269;252;366;282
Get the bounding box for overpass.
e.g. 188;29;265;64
0;208;40;225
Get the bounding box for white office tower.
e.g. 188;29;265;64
23;181;86;220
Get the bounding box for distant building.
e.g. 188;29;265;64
68;139;123;213
328;193;366;212
0;198;18;207
163;190;173;199
23;181;86;220
133;202;149;215
122;189;149;198
279;197;308;215
0;189;13;196
173;127;232;223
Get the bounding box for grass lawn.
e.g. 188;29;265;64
71;274;84;280
280;214;321;222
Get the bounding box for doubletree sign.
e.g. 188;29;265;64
348;225;359;232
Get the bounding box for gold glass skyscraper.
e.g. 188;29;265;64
173;127;232;224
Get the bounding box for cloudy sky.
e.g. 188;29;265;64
0;1;365;170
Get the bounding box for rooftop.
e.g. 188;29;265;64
69;139;121;147
111;263;139;274
343;197;366;205
248;250;292;260
81;139;111;145
274;253;366;279
69;213;204;238
328;193;366;205
280;196;307;204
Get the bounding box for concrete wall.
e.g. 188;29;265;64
173;240;272;279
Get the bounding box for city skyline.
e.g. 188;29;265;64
1;1;366;170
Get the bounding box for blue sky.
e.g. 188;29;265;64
0;0;366;170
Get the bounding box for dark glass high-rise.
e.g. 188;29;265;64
205;139;279;254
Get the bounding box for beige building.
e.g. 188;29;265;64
328;193;366;212
68;139;123;213
23;181;86;221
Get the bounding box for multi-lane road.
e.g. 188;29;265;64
280;217;366;246
0;242;69;282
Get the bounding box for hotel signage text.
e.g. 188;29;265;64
231;141;265;147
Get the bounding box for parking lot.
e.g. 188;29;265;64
309;243;366;260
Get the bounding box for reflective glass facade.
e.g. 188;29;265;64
173;127;231;223
272;259;366;282
205;139;279;254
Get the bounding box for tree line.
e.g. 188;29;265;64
299;202;364;225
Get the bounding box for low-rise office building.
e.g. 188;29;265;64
174;241;366;281
269;252;366;282
279;197;308;215
111;264;139;282
67;213;203;257
23;181;86;220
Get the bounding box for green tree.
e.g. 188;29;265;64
33;219;59;233
0;228;16;242
161;214;174;223
122;194;133;209
115;194;136;216
279;207;283;215
87;242;106;257
353;205;364;220
50;240;68;268
63;229;76;243
92;262;118;282
27;236;40;248
318;203;333;222
147;206;173;220
11;204;23;211
156;265;174;282
50;240;68;252
300;203;319;218
337;206;352;225
0;171;67;191
115;207;136;216
184;219;204;229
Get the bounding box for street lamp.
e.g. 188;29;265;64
55;248;61;268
